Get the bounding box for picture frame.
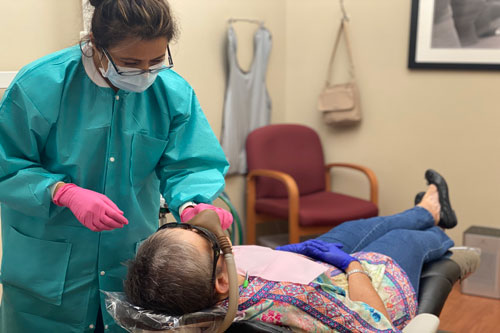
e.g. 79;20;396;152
408;0;500;70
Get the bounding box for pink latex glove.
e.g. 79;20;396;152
180;203;233;230
53;183;128;232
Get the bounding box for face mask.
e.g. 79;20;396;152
99;60;163;93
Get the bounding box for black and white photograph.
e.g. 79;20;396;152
409;0;500;69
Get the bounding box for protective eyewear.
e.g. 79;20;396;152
157;222;221;286
102;45;174;76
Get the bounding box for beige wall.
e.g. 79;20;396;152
285;0;500;245
176;0;500;245
0;0;84;299
0;0;499;260
168;0;287;230
0;0;287;297
0;1;83;70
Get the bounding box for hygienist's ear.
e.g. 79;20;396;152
88;33;96;48
88;33;103;58
214;258;229;295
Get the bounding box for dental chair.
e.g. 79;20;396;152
226;248;473;333
107;209;479;333
106;246;477;333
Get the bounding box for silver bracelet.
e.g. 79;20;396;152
345;269;372;281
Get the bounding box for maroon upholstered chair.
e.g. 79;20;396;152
246;124;379;244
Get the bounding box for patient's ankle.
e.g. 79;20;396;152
417;185;440;224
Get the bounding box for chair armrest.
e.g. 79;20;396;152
246;169;300;244
418;258;461;316
325;163;378;205
246;169;300;212
402;313;440;333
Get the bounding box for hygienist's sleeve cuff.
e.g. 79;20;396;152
50;182;65;198
179;201;196;217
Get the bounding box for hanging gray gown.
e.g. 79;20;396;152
221;24;272;175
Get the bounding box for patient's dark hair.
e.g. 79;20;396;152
124;230;218;315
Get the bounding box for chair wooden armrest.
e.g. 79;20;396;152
246;169;300;244
324;163;378;205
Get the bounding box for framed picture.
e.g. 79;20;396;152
408;0;500;70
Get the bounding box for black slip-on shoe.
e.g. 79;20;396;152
414;191;425;206
425;169;457;229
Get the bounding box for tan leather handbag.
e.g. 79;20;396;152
318;18;361;126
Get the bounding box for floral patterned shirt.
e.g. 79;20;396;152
234;252;417;332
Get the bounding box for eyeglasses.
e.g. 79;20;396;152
157;222;221;287
102;45;174;76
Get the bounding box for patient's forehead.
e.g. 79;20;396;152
165;228;211;254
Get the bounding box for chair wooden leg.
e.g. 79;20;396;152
288;188;301;244
246;212;257;244
288;214;300;244
246;176;257;245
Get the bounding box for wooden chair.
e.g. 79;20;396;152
246;124;378;244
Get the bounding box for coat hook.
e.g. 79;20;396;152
340;0;349;21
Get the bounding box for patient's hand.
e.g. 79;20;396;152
346;261;390;321
304;240;357;271
275;241;311;254
277;240;357;271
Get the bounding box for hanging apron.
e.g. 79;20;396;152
221;24;272;175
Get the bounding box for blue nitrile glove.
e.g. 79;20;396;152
277;239;357;271
275;239;317;254
304;239;358;271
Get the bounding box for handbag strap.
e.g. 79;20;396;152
325;18;356;87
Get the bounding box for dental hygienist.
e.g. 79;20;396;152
0;0;232;332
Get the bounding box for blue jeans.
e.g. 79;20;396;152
316;207;454;294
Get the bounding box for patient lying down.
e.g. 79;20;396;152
125;170;459;332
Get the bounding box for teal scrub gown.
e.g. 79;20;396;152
0;45;229;332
